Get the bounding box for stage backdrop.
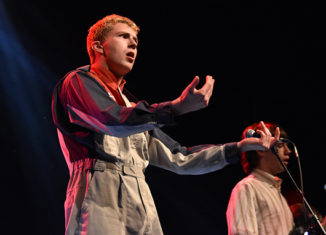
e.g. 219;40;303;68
1;1;325;234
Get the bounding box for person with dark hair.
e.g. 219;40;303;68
226;122;295;235
52;14;279;235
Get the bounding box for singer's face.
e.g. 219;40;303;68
101;23;138;78
259;142;291;175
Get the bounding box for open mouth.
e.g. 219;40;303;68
126;52;135;62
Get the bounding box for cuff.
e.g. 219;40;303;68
224;142;240;164
155;101;176;125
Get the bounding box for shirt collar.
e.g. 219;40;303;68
252;168;282;191
90;63;126;91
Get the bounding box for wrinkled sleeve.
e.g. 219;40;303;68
147;128;240;175
226;182;258;235
59;71;175;137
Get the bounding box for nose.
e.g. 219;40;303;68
284;143;292;155
128;39;137;50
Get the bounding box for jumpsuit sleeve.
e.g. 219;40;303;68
56;70;175;138
146;128;240;175
226;181;258;235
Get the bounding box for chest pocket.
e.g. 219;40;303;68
94;133;122;160
124;132;149;163
94;132;149;163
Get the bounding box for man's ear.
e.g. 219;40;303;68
91;41;104;54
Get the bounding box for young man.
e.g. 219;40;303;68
52;14;279;235
226;122;295;235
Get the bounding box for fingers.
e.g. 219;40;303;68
200;75;215;94
241;122;282;152
205;75;215;97
257;121;281;150
256;121;272;150
200;77;214;106
274;127;280;141
255;121;269;138
175;75;214;115
255;129;265;138
194;75;215;104
188;75;215;94
259;121;268;134
187;76;200;93
259;121;280;140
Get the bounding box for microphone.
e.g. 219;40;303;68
245;129;260;138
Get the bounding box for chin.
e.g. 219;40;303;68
122;65;133;75
110;62;134;77
276;168;286;175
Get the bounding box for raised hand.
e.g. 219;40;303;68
171;75;215;116
238;121;280;152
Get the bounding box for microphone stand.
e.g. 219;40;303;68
271;141;326;235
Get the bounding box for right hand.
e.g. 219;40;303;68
237;121;280;152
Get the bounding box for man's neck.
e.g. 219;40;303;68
91;61;123;84
256;164;277;176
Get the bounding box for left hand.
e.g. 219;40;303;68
237;121;280;152
171;75;215;116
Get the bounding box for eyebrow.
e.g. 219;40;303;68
117;31;138;44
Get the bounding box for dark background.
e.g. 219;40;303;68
1;1;325;234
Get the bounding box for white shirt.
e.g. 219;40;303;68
226;169;294;235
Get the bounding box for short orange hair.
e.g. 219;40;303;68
86;14;140;63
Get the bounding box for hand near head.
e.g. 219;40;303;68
171;75;215;116
238;121;280;152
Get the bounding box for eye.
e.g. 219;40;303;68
276;143;284;148
120;33;129;39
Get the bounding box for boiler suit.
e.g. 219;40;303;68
51;65;240;235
